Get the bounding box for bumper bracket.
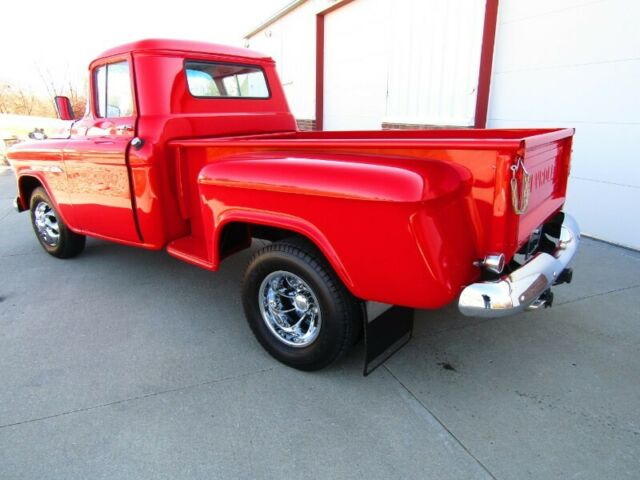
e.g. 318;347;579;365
458;213;580;318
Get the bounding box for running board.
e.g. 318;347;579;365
362;303;414;376
166;235;215;270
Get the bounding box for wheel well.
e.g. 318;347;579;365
18;176;43;206
218;222;314;259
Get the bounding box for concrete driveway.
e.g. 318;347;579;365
1;167;638;479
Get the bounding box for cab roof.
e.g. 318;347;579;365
95;38;271;62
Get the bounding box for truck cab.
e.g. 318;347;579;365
12;39;296;246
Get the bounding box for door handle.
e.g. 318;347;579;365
116;125;133;134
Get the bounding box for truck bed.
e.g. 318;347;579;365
172;127;572;149
171;127;572;249
164;127;573;308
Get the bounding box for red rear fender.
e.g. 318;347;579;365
192;152;474;308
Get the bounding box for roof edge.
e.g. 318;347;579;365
95;39;271;62
244;0;308;39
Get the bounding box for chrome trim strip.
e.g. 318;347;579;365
458;213;580;318
25;165;64;174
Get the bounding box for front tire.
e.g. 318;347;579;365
242;238;361;371
29;187;86;258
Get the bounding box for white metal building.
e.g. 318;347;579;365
246;0;640;249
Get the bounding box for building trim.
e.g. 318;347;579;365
474;0;499;128
381;122;466;130
317;0;356;15
315;14;325;130
296;118;317;130
245;0;309;39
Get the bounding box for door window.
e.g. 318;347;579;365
94;61;134;118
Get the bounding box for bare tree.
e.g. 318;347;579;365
16;88;35;115
0;81;51;116
0;83;11;114
36;62;87;118
37;64;62;113
66;79;87;118
0;61;86;118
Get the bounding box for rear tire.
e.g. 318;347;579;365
242;237;361;371
29;187;85;258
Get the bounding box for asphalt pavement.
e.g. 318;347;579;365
0;166;638;479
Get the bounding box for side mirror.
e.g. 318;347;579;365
54;96;76;121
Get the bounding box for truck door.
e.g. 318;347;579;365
64;57;140;243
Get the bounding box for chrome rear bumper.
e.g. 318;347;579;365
458;213;580;318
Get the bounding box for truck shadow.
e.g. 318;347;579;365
75;237;559;380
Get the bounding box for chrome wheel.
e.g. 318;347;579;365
33;201;60;246
258;271;322;347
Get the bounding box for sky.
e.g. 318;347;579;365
0;0;291;95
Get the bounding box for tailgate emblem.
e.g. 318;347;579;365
510;157;531;215
532;164;556;191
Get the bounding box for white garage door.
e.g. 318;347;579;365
488;0;640;249
323;0;486;130
323;0;389;130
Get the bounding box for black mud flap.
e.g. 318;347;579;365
362;305;414;376
13;196;26;213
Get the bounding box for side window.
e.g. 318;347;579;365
94;61;134;118
185;61;270;98
95;66;106;117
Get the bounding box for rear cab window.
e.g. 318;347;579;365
185;61;270;99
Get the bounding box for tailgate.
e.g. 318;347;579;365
513;128;574;248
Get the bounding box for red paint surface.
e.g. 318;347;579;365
8;39;574;309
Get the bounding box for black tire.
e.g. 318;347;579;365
29;187;86;258
242;237;361;371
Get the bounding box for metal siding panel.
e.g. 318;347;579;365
323;0;390;130
247;0;327;120
488;0;640;248
385;0;485;126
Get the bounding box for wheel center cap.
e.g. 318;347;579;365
294;294;309;312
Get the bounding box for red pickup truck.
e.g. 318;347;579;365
8;39;579;373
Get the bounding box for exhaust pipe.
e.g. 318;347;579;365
474;253;505;274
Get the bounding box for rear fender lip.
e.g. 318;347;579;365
458;213;580;318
